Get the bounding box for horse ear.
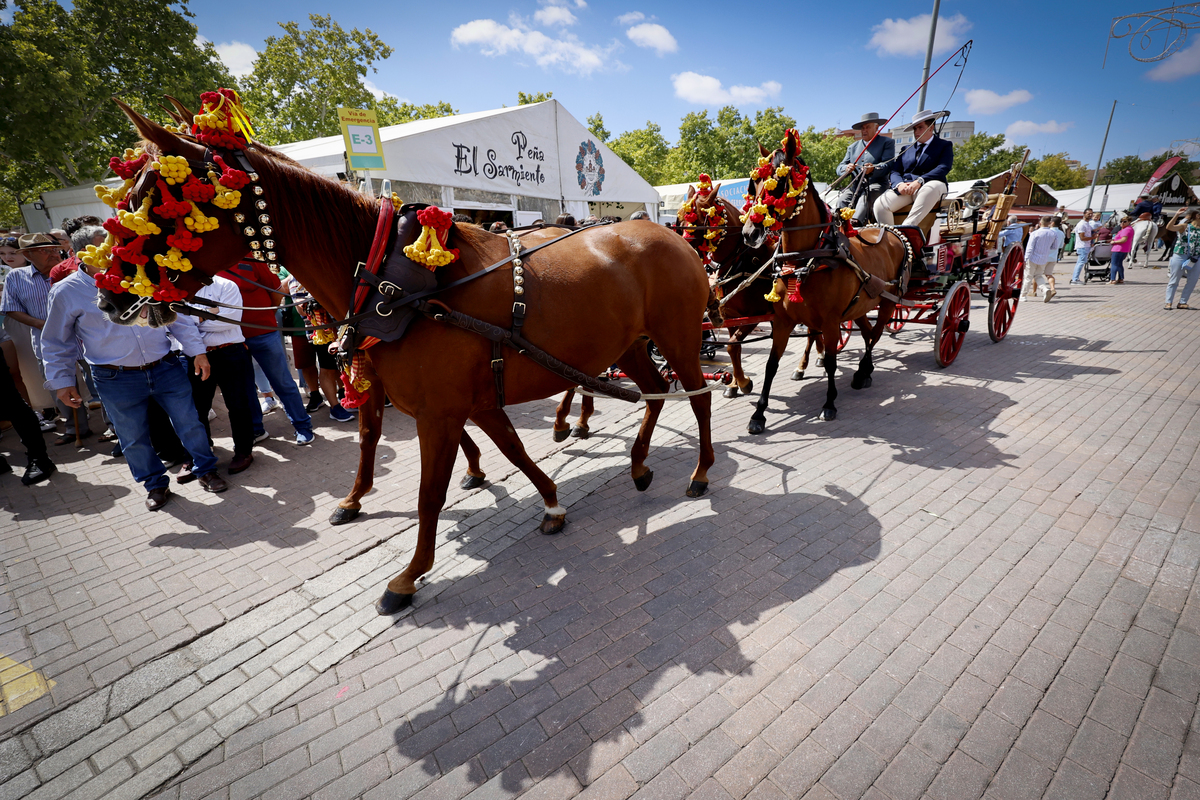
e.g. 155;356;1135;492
686;185;695;200
784;130;798;162
113;97;190;155
758;141;771;158
712;182;722;196
164;95;197;124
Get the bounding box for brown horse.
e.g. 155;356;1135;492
105;101;715;614
742;129;909;430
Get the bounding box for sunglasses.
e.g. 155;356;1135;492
0;237;18;248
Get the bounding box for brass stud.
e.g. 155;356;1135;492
249;241;261;250
258;214;270;224
252;251;265;260
514;276;524;286
260;226;273;236
513;266;523;276
255;200;267;210
244;226;256;236
253;186;263;195
266;251;277;261
264;240;275;249
514;285;524;295
513;258;522;267
249;172;259;181
234;213;246;223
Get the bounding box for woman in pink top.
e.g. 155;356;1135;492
1109;217;1134;284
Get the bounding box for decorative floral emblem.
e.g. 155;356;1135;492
576;140;605;196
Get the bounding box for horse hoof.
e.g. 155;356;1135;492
791;370;804;381
748;418;766;435
633;470;654;491
819;408;837;421
553;427;570;442
741;379;753;395
723;385;739;399
570;426;590;440
850;374;872;390
375;589;414;615
460;474;486;490
686;480;708;498
539;514;566;535
329;506;360;525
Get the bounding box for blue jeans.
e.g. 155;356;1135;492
1167;254;1200;305
1110;251;1126;282
91;355;217;491
1072;247;1091;281
244;333;312;436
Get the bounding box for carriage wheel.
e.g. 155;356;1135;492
988;243;1024;343
934;281;971;367
887;305;911;333
837;319;852;352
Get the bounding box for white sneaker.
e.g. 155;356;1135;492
260;396;281;414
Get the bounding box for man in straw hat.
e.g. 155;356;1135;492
836;112;895;226
1;233;91;443
874;109;954;228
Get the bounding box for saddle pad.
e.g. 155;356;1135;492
356;207;438;343
893;225;927;253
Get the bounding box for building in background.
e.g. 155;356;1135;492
890;119;975;148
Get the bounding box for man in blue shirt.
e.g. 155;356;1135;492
836;113;894;226
41;262;230;510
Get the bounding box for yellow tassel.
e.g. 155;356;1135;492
153;247;193;272
768;281;787;307
122;264;157;297
403;224;456;268
80;237;113;270
763;215;776;228
118;196;162;236
763;178;778;191
391;192;403;212
184;202;219;233
312;328;336;346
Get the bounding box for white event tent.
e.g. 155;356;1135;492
20;100;660;232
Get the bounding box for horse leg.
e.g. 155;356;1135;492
723;325;754;398
650;341;716;498
377;415;464;614
572;394;595;439
330;376;386;525
793;331;816;381
471;408;565;534
552;389;575;442
819;323;840;421
851;305;890;391
459;430;487;490
615;342;670;492
749;321;795;434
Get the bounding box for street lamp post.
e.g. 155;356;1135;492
917;0;942;112
1086;100;1118;210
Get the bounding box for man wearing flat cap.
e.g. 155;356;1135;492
0;233;91;443
836;113;895;226
874;109;955;228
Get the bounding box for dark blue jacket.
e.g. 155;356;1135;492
888;135;954;188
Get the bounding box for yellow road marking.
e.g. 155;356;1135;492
0;655;56;716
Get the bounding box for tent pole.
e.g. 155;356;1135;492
1086;100;1117;210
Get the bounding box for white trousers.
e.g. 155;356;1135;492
873;181;949;226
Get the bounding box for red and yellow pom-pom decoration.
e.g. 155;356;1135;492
678;175;728;264
212;155;249;190
167;227;203;252
208;171;241;209
339;351;372;410
180;173;217;203
152;283;189;303
117;196;162;237
151;155;191;185
153;178;192;219
80;237;114;271
183;202;219;233
193;88;254;150
740;130;810;233
403;206;459;269
153;247;193;273
109;148;149;180
390;192;404;212
95;179;134;209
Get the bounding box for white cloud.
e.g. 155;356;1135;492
363;80;404;101
1147;40;1200;81
212;40;258;77
868;13;971;57
535;5;577;26
616;11;644;25
626;23;676;55
1005;120;1073;138
450;18;614;75
965;88;1032;115
672;72;782;105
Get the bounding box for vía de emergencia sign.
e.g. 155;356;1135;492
337;108;387;171
452;131;549;188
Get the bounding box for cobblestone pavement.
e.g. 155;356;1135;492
1;259;1199;799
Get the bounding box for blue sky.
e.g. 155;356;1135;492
191;0;1200;170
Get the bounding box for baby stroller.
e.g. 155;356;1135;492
1085;241;1112;282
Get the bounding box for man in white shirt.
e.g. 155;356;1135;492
1023;216;1067;302
1071;209;1098;283
189;276;259;475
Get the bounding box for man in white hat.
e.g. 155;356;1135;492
836;112;895;226
873;109;954;228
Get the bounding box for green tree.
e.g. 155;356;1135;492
667;106;801;184
375;99;457;126
586;112;610;143
241;14;395;144
1026;153;1088;191
750;107;798;156
1101;154;1153;184
609;122;671;186
947;132;1028;182
517;91;553;105
794;127;851;184
1150;149;1200;179
0;0;231;192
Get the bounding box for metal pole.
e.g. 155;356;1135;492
917;0;942;112
1086;100;1118;210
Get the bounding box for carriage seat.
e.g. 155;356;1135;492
905;197;945;239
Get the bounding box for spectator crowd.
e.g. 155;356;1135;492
0;216;358;511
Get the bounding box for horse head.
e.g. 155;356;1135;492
741;128;817;251
90;94;376;327
677;174;738;269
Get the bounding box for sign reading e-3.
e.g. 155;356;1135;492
337;107;387;171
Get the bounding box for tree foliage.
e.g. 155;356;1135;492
947;132;1028;182
1026;153;1088;191
663;106;798;183
1102;150;1200;186
608;122;671;186
0;0;231;193
586;113;610;143
517;91;553;105
794;127;852;184
375;99;457;127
